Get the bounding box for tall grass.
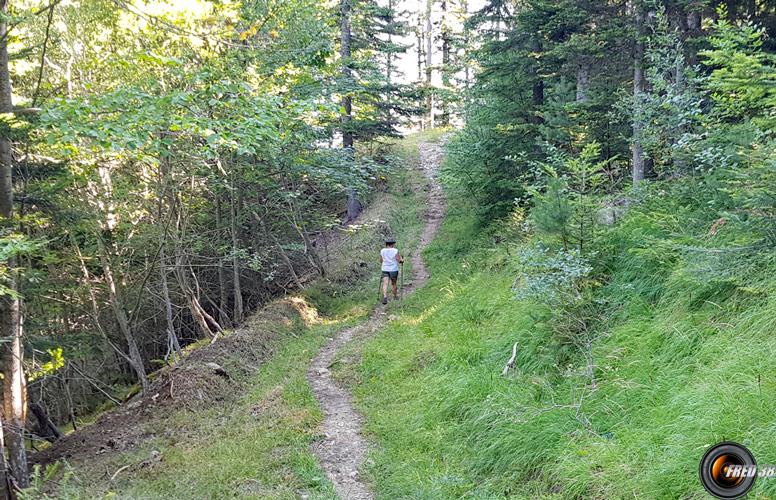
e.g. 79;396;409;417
347;167;776;497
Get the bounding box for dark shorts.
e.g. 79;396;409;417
382;270;399;281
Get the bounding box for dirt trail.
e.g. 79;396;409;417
307;139;446;499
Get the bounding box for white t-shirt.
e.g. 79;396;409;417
381;247;399;272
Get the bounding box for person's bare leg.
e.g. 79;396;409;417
382;276;389;298
392;278;398;298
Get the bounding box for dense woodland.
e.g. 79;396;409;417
0;0;448;491
0;0;775;495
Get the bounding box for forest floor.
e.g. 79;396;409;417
31;130;447;499
307;138;445;499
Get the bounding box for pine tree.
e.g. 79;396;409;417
346;0;422;142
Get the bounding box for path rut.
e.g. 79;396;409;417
307;139;446;500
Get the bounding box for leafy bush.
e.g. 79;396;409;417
512;244;591;304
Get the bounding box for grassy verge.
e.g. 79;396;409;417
345;144;776;498
34;134;431;499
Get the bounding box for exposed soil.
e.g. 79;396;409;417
307;139;446;499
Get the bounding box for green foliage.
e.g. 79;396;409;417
634;7;704;176
45;125;428;500
701;11;776;125
5;0;427;428
530;142;608;253
342;0;422;142
512;244;591;303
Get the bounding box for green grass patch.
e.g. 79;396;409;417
345;158;776;498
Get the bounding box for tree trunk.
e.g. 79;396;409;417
416;5;424;84
346;186;361;221
576;62;589;103
340;0;353;149
425;0;434;128
277;243;304;290
340;0;361;220
301;227;326;277
96;234;149;393
215;195;231;327
229;177;243;324
440;1;450;125
0;417;11;497
632;2;646;184
157;162;182;362
531;37;544;120
685;5;703;66
29;402;61;443
71;232;136;368
462;0;470;89
173;256;220;339
0;0;29;488
387;0;393;86
158;244;181;362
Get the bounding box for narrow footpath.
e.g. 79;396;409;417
307;139;446;499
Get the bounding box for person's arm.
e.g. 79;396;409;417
380;252;383;264
397;252;403;263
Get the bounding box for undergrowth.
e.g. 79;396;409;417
34;132;431;499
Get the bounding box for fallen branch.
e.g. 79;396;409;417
110;464;130;481
502;342;518;375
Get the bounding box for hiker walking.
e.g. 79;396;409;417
380;237;403;304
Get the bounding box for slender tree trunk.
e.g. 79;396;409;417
174;260;220;338
440;0;450;125
387;0;393;86
96;235;149;393
166;172;220;339
70;232;136;368
531;37;544;118
425;0;434;128
253;211;304;290
340;0;361;221
341;0;353;149
277;243;304;290
300;227;325;277
576;62;589;103
287;210;325;277
632;3;646;184
157;160;181;361
686;8;702;66
416;5;425;129
416;4;424;84
229;178;243;324
0;417;11;497
0;0;29;488
29;402;61;443
215;195;230;327
462;0;470;89
158;245;181;362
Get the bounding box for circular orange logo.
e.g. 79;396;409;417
700;442;757;498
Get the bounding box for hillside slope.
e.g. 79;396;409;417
339;157;776;498
30;132;443;499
